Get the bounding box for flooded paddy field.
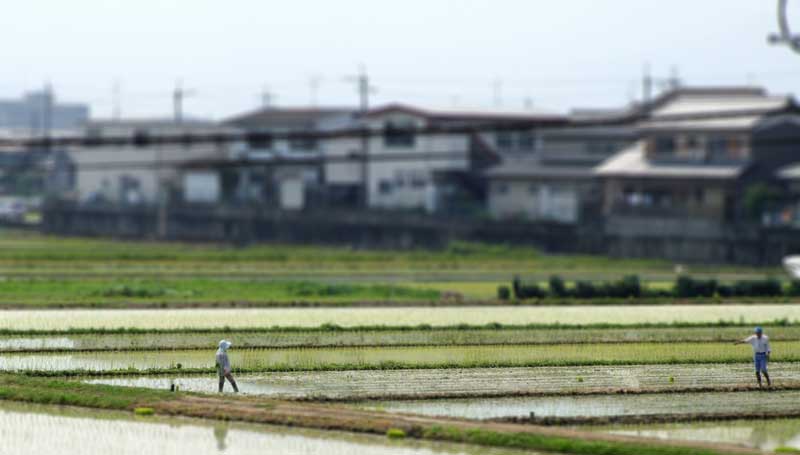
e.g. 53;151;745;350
86;364;800;399
7;325;800;352
591;418;800;451
0;401;537;455
2;304;800;330
4;342;798;372
355;391;800;420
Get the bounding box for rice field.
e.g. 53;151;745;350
592;418;800;452
3;342;797;373
0;401;534;455
85;363;800;400
356;390;800;420
2;231;798;454
11;325;800;352
3;305;800;330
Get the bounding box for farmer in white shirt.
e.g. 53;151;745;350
216;340;239;393
735;326;771;387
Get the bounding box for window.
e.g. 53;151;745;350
528;184;538;195
518;131;535;150
132;129;150;147
494;183;509;195
653;136;676;154
378;180;393;195
384;122;415;147
685;135;701;149
246;132;272;150
289;136;317;151
694;188;704;204
495;131;513;149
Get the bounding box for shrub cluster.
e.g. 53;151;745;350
512;276;545;299
502;274;800;300
677;276;783;298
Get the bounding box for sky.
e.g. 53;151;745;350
0;0;797;120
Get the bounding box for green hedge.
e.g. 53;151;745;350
509;275;800;300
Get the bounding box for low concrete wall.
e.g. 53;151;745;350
42;203;598;254
41;204;797;265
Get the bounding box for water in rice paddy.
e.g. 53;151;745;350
0;401;536;455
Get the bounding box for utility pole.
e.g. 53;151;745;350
260;86;274;108
42;82;53;142
345;65;376;208
308;75;322;106
112;80;122;121
492;78;504;108
172;79;195;124
346;65;375;112
642;63;653;104
667;65;682;90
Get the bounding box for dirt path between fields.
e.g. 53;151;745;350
151;394;762;454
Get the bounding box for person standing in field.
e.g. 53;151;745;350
216;340;239;393
735;326;771;388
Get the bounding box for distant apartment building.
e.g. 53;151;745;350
0;89;89;136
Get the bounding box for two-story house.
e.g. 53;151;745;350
324;103;566;215
221;107;357;209
485;106;639;224
71;119;236;205
596;87;799;260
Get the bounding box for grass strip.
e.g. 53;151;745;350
0;373;174;409
422;425;728;455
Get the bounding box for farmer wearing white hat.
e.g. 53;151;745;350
735;327;771;388
216;340;239;393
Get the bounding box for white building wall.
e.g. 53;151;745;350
361;113;470;210
488;180;579;223
322;136;363;185
71;144;227;204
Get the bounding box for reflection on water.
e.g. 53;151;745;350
357;391;800;420
597;418;800;451
0;401;536;455
213;424;229;451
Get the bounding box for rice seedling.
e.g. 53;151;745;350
2;305;800;331
5;341;800;374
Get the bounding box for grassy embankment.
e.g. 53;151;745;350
0;374;758;455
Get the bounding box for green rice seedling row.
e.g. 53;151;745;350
5;342;800;373
7;325;800;352
5;305;800;330
85;363;800;400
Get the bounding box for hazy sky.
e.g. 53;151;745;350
1;0;797;119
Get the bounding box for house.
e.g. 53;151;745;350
221;107;358;209
486;108;638;224
70;119;236;205
324;103;566;214
595;86;800;259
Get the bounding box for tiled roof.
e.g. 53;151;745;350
595;142;745;179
